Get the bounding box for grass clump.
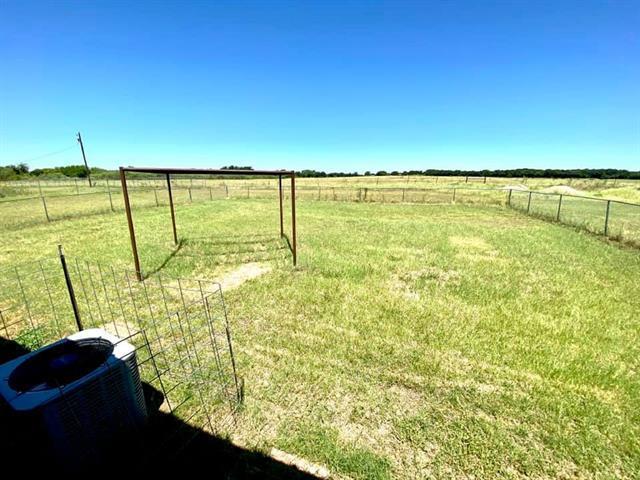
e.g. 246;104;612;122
277;422;391;480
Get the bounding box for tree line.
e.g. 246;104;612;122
296;168;640;179
1;163;639;180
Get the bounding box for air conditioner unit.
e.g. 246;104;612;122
0;328;147;467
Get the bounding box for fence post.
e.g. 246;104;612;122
452;188;456;202
364;188;368;201
247;186;250;198
209;187;213;200
188;187;193;203
507;189;512;206
58;245;83;332
41;196;50;222
318;186;321;200
527;191;532;213
604;200;611;236
556;194;563;221
402;188;405;202
105;179;115;211
154;188;159;206
224;183;229;198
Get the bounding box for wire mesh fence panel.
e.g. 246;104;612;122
509;190;530;211
248;187;278;199
528;192;561;220
45;191;113;221
227;186;251;199
367;188;405;203
558;195;608;235
0;256;242;469
455;188;507;205
291;187;314;201
607;201;640;246
410;188;455;204
0;258;79;351
123;188;158;210
334;187;360;201
2;178;640;248
0;197;49;230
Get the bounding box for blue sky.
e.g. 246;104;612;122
0;0;638;172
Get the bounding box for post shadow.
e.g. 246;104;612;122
145;234;289;275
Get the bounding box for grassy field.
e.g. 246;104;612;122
2;175;640;204
1;198;639;478
2;176;639;248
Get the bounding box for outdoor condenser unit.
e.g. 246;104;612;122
0;328;147;466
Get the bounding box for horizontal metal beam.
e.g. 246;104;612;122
120;167;294;177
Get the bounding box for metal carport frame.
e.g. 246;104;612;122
119;167;297;280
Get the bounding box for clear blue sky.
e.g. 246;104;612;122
1;0;638;172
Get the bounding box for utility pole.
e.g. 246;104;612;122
77;132;92;187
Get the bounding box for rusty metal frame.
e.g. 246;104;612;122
119;167;297;280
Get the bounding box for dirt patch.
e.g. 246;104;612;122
102;320;139;339
401;267;460;287
450;235;501;262
218;262;271;291
449;236;491;251
392;267;461;300
501;184;528;191
390;276;421;301
270;448;330;478
540;185;585;196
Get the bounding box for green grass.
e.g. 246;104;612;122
1;198;639;478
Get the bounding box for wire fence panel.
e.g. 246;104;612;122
1;181;639;247
558;195;608;235
454;188;507;205
0;256;242;469
46;191;113;221
0;258;77;351
607;201;640;245
402;188;452;204
509;190;531;211
529;192;561;220
0;197;49;229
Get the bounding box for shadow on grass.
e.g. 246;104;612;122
146;234;290;275
143;238;185;279
0;336;320;478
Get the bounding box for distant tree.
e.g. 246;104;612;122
221;165;253;170
13;163;29;175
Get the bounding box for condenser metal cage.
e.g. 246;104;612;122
0;253;242;470
0;328;148;467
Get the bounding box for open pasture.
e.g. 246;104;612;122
2;175;639;204
1;195;639;478
2;175;639;248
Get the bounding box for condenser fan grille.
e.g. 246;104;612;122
8;338;114;392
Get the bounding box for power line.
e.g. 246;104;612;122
13;144;77;165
